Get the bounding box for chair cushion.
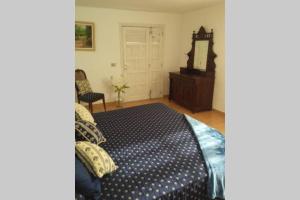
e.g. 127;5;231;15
75;103;96;125
78;93;104;103
75;120;106;145
75;141;118;178
76;80;93;95
75;155;101;200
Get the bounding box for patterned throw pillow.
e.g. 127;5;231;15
76;80;93;95
75;103;96;125
75;141;118;178
75;111;82;121
75;120;106;145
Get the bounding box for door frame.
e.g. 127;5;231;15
119;23;165;101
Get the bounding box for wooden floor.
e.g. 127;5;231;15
92;97;225;134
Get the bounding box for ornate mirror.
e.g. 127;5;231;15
181;26;217;75
194;40;209;70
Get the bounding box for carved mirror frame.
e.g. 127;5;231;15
184;26;217;75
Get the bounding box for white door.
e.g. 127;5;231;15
148;27;163;99
122;26;163;102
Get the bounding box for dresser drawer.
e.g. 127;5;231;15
169;72;215;112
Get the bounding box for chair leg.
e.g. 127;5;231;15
103;96;107;112
89;102;93;113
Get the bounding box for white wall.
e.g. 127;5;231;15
76;4;225;112
180;2;225;112
75;7;182;102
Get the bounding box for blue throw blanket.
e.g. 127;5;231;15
184;114;225;199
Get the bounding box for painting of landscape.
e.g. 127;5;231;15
75;22;94;50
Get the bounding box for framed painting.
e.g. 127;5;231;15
75;21;95;50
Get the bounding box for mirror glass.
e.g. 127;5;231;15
193;40;209;70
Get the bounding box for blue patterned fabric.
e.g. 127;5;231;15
79;92;104;103
91;103;216;200
184;114;225;199
75;193;87;200
75;156;101;200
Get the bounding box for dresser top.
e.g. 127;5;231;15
169;71;206;79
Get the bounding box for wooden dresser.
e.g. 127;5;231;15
170;26;217;113
169;72;215;113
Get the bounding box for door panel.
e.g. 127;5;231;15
172;79;183;104
183;83;195;107
122;27;149;101
149;27;163;99
122;26;163;102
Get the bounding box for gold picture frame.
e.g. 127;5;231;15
75;21;95;51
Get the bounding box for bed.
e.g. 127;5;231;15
77;103;224;200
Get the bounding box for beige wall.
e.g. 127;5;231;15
75;6;182;102
180;2;225;112
76;4;225;112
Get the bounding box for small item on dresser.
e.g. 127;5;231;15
75;103;97;125
75;141;118;178
75;120;106;145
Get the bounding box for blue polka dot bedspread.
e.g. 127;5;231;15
76;103;225;200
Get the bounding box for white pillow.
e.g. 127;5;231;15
76;141;118;178
75;103;96;125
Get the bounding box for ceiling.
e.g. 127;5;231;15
75;0;224;13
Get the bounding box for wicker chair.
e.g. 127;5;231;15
75;69;106;113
